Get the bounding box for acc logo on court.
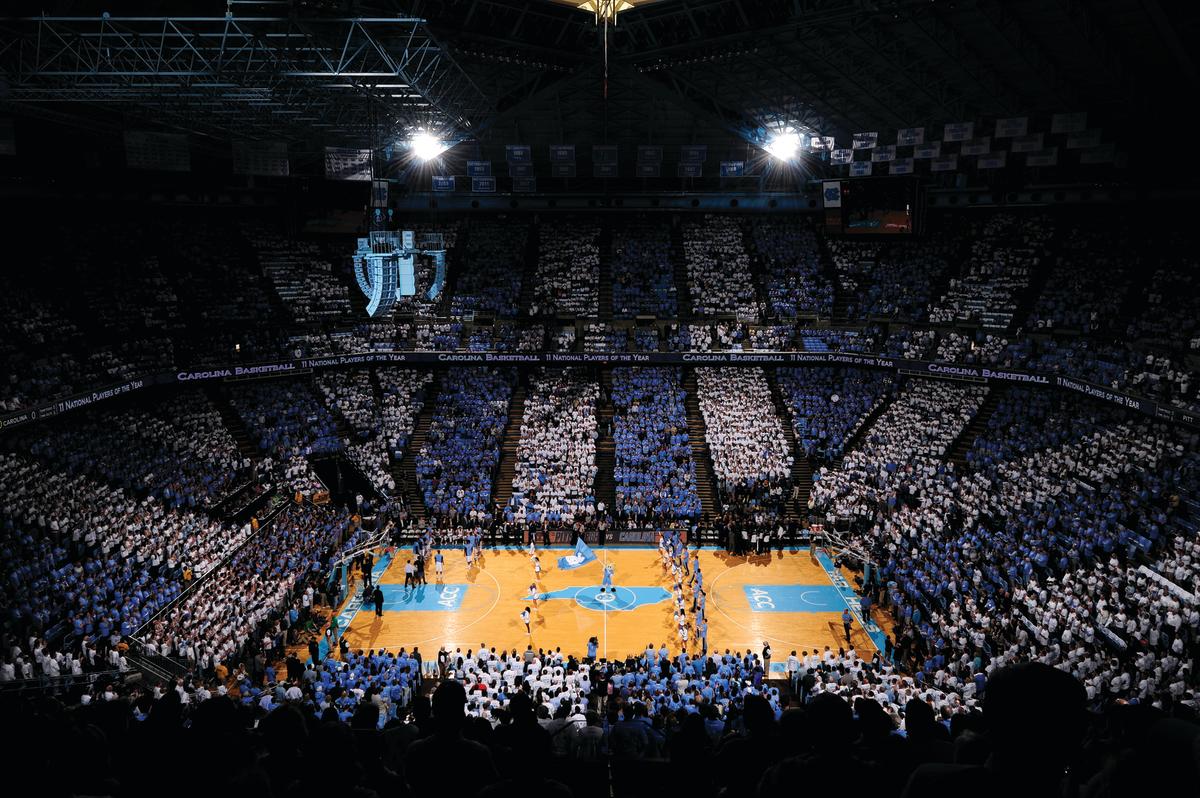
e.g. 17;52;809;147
748;588;776;610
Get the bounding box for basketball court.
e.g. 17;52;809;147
339;546;885;668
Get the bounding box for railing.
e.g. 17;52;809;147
0;668;123;695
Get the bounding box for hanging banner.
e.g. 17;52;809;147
994;117;1029;138
233;141;289;177
852;131;878;149
512;176;537;192
677;162;703;178
960;137;991;156
913;142;941;159
930;154;958;172
431;175;455;192
943;121;974;142
549;145;575;162
1079;143;1116;164
551;162;576;178
1066;129;1103;149
889;157;915;175
471;176;496;192
593;162;619;178
1010;133;1044;153
592;144;619;164
637;145;663;163
896;127;925;146
848;161;873;176
505;145;531;164
811;135;836;151
508;163;534;178
126;131;192;172
1051;112;1088;134
719;160;745;177
324;146;371;181
679;145;707;163
467;160;492;177
822;181;842;208
1025;148;1059;167
871;145;896;162
977;151;1007;169
635;163;661;178
831;148;854;164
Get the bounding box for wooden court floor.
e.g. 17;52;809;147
341;546;880;663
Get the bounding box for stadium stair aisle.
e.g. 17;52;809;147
491;374;528;515
204;385;259;460
598;220;614;319
766;367;803;522
595;367;617;518
669;219;695;319
681;367;718;526
517;219;538;318
946;385;1005;470
741;218;772;320
397;370;441;523
836;387;896;465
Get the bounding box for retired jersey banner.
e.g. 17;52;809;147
852;131;878;149
1066;129;1103;149
720;160;745;177
592;145;618;164
635;163;661;178
431;175;455;192
822;181;843;208
913;142;941;159
1079;142;1116;164
508;163;534;178
637;145;663;163
1051;112;1088;134
549;145;575;162
896;127;925;146
994;117;1029;138
849;161;873;176
831;148;854;164
471;176;496;193
512;176;537;192
677;162;703;178
944;122;974;142
977;151;1007;169
1025;148;1059;167
593;162;619;178
1010;133;1044;153
551;162;576;178
505;145;532;164
467;160;492;176
871;145;896;163
679;145;707;163
930;154;958;172
890;158;915;175
960;137;991;156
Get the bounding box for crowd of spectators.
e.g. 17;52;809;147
452;220;527;317
612;220;677;317
229;381;343;463
245;225;352;324
749;216;833;318
682;216;760;319
777;367;895;462
533;221;599;317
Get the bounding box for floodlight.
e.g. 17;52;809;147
410;132;445;161
765;131;801;161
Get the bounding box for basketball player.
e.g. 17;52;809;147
434;550;444;580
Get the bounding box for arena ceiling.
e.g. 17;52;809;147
1;0;1195;160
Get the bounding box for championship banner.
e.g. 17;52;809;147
679;145;707;163
930;154;958;172
994;117;1029;138
127;131;192;172
677;162;702;178
512;176;537;193
557;538;598;570
810;135;836;151
822;181;842;208
593;162;619;178
467;160;492;176
719;160;745;177
1051;111;1088;134
943;122;974;142
1079;142;1116;164
635;163;661;178
549;145;575;162
471;176;496;193
960;137;991;156
432;175;455;192
505;145;532;164
508;163;534;178
1010;133;1044;153
977;151;1007;169
831;148;854;164
889;158;914;175
852;131;878;149
551;163;576;178
896;127;925;146
913;142;941;159
592;145;619;164
1066;129;1103;150
870;145;896;162
1025;148;1059;167
233;141;289;177
637;145;663;163
849;161;873;176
